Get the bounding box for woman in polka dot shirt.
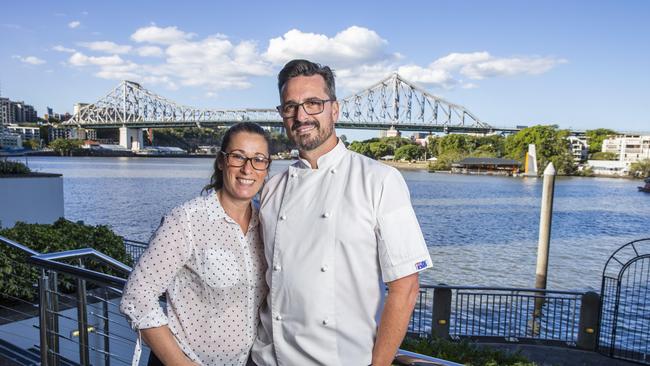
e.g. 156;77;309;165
121;122;270;365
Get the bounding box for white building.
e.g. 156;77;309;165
602;135;650;162
0;129;23;149
567;135;588;162
586;160;630;176
7;124;40;141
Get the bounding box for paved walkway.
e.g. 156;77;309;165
481;343;641;366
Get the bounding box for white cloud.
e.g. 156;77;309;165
459;56;567;80
430;52;491;70
264;26;394;67
69;52;124;67
68;21;81;29
53;45;76;53
136;46;163;57
79;41;132;54
13;55;46;65
131;25;194;45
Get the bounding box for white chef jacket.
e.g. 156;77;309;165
120;193;267;366
251;140;432;366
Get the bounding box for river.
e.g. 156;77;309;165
13;156;650;292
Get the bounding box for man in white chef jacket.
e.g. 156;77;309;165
251;59;432;366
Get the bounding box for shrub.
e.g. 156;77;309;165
400;336;535;366
0;219;132;301
0;160;31;175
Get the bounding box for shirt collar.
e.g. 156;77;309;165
207;190;259;230
297;138;347;169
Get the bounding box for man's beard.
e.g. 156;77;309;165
291;119;334;151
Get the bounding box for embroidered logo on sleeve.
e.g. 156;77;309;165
415;260;428;270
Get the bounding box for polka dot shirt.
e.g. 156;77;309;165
120;192;267;365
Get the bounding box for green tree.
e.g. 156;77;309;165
590;151;618;160
395;144;424;161
429;151;465;171
49;138;83;156
22;139;40;150
585;128;617;154
369;141;393;159
504;125;576;175
348;141;372;157
438;134;475;155
629;159;650;178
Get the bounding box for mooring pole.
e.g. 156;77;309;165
534;163;556;323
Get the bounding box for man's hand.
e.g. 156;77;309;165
371;272;420;366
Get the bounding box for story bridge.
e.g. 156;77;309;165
64;73;520;149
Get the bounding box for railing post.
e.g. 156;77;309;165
577;291;600;351
38;270;50;366
48;272;60;365
76;275;90;365
103;288;111;366
432;287;452;339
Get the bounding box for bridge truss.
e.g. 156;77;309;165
65;75;496;133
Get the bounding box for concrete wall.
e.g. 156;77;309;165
0;175;64;228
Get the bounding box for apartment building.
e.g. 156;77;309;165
602;135;650;162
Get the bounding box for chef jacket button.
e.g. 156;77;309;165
273;265;282;272
321;265;328;272
322;318;329;325
330;168;337;174
280;215;287;220
290;172;297;178
275;315;282;321
323;212;331;218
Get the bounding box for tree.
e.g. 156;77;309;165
348;141;372;157
22;139;40;150
49;138;83;156
369;142;393;159
629;159;650;178
585;128;617;154
504;125;576;175
395;145;424;161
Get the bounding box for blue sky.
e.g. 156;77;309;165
1;0;649;140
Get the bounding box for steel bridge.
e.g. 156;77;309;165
64;74;518;134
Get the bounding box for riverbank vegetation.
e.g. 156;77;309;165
0;219;131;302
0;160;31;175
400;336;534;366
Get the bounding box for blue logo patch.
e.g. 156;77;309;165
415;260;428;270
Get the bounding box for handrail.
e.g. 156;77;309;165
34;248;133;274
420;284;583;295
0;235;41;256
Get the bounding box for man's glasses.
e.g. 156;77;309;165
276;98;334;118
221;151;271;170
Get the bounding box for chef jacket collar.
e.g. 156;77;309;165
208;190;260;230
297;138;346;170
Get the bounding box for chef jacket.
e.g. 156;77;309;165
251;140;432;365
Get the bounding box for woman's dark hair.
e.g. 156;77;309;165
202;122;271;194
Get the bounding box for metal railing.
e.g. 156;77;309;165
408;285;600;350
1;235;462;365
122;239;148;263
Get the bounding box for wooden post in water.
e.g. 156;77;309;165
533;163;556;331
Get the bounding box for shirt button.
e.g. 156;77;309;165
323;212;331;218
280;215;287;220
275;315;282;321
322;319;329;325
291;172;297;178
330;169;337;174
321;265;328;272
273;264;282;272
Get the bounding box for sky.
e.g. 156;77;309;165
1;0;649;141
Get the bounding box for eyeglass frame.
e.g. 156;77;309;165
220;151;271;171
276;98;335;118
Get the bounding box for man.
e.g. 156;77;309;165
251;59;432;366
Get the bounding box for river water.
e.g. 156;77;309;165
14;156;650;292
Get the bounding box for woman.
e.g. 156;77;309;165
121;122;270;366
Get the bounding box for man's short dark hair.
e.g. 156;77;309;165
277;59;336;100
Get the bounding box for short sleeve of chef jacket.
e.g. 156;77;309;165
375;168;432;283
